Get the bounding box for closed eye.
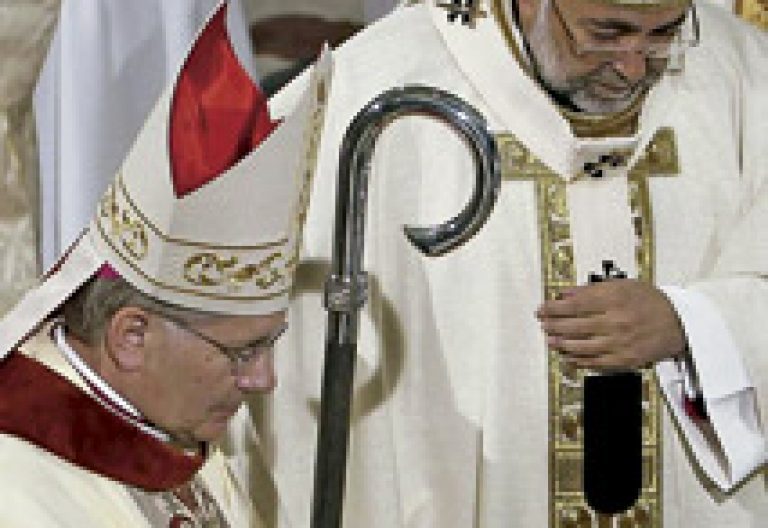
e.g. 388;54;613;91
227;323;289;353
588;30;626;42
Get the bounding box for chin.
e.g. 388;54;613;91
194;411;241;442
570;91;638;115
192;422;229;444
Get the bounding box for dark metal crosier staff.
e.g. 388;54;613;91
311;85;501;528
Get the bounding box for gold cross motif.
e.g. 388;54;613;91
436;0;488;27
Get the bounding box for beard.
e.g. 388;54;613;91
526;2;664;115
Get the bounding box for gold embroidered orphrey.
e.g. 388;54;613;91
499;128;680;527
737;0;768;30
128;475;230;528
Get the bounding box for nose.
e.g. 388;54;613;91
235;351;277;392
612;51;649;85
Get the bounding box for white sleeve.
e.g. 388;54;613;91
655;285;767;490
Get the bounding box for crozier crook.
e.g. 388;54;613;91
311;85;501;528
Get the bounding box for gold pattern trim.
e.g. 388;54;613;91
288;67;331;269
634;128;679;176
99;184;149;261
116;173;289;251
184;252;285;290
737;0;768;30
562;97;644;139
490;0;532;75
128;472;230;528
94;217;289;302
499;128;680;527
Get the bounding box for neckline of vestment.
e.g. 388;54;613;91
52;322;172;444
490;0;646;138
424;0;678;180
0;332;205;491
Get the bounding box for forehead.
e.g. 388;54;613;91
566;0;689;26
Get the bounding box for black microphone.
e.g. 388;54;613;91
582;260;643;515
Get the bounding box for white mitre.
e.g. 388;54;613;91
0;0;333;359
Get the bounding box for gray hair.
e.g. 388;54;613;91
62;277;200;346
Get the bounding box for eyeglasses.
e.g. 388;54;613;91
157;311;288;374
550;0;700;61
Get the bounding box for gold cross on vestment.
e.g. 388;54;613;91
436;0;488;27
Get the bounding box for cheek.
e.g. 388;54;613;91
166;358;229;413
565;58;607;80
187;349;228;382
190;358;235;401
191;420;230;443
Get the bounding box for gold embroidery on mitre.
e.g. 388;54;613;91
116;174;288;250
184;252;285;291
99;184;149;261
288;68;331;270
94;178;293;302
499;128;679;527
95;218;290;301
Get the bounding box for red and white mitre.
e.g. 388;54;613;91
0;0;332;358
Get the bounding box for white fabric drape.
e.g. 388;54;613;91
34;0;256;269
238;3;768;526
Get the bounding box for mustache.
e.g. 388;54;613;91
566;62;665;97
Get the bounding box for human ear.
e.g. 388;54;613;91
104;307;150;371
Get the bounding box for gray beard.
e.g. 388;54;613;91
526;5;657;115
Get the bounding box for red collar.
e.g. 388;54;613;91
0;353;204;491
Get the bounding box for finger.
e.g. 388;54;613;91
540;314;608;339
536;295;604;319
547;334;614;357
568;352;637;371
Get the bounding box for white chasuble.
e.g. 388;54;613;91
230;1;768;527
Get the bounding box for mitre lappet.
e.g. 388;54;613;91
0;0;333;359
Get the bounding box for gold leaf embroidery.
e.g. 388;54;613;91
184;252;285;290
99;185;149;261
